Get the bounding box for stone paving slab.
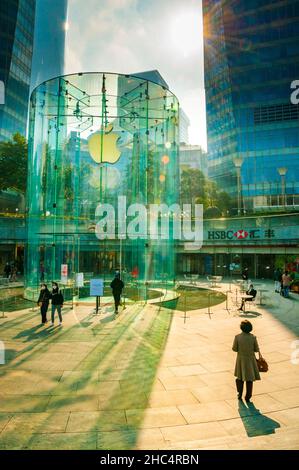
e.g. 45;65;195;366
66;411;127;432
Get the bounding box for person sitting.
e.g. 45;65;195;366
239;284;257;312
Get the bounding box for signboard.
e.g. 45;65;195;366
76;272;84;288
61;264;68;283
90;278;104;297
206;229;276;240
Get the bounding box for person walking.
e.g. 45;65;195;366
242;267;248;281
4;262;11;279
37;283;51;324
274;267;282;293
40;263;45;282
50;282;64;326
11;265;17;282
232;320;261;402
110;273;124;314
281;271;292;298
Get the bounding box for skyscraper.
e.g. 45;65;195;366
203;0;299;212
30;0;68;92
0;0;68;142
0;0;36;141
179;108;190;144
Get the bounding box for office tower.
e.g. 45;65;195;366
30;0;68;91
0;0;36;141
179;143;208;175
179;108;190;144
203;0;299;211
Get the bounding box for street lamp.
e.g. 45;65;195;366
277;167;287;207
233;157;243;215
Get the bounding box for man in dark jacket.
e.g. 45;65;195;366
110;273;124;314
4;262;11;279
37;284;51;324
51;282;64;326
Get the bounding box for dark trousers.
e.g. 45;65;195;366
236;378;253;400
113;292;121;311
51;305;62;323
40;302;49;323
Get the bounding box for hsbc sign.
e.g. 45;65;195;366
207;229;276;240
208;230;248;240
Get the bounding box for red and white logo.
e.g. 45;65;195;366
234;230;248;239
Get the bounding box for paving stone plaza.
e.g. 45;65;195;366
0;280;298;450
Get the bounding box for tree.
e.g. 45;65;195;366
0;133;28;193
180;168;207;205
180;167;234;216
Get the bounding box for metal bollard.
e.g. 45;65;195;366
181;291;189;323
226;291;230;313
1;300;7;318
205;293;213;319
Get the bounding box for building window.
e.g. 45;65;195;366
254;103;299;124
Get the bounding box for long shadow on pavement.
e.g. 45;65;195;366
0;303;173;450
238;400;280;437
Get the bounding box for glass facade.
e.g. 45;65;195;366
0;0;36;141
203;0;299;210
25;72;179;300
30;0;68;92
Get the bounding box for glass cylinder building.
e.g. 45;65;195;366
25;72;179;300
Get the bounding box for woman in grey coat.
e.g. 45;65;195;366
232;320;261;402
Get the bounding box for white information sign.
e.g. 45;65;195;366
76;273;84;287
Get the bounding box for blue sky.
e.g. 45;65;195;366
65;0;206;148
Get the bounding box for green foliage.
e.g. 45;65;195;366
180;167;233;215
180;168;206;204
0;133;28;193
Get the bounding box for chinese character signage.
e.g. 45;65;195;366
207;228;276;240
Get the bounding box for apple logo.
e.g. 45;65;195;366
88;124;121;164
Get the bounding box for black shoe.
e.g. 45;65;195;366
245;398;251;403
237;394;242;400
115;310;118;315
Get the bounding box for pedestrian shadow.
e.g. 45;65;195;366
13;325;53;342
238;400;280;437
1;348;18;364
100;313;115;324
236;310;262;318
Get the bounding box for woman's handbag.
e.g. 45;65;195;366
257;356;268;372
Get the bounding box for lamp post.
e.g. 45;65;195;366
233;157;243;215
277;167;287;207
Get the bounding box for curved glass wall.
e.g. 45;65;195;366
25;72;179;300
